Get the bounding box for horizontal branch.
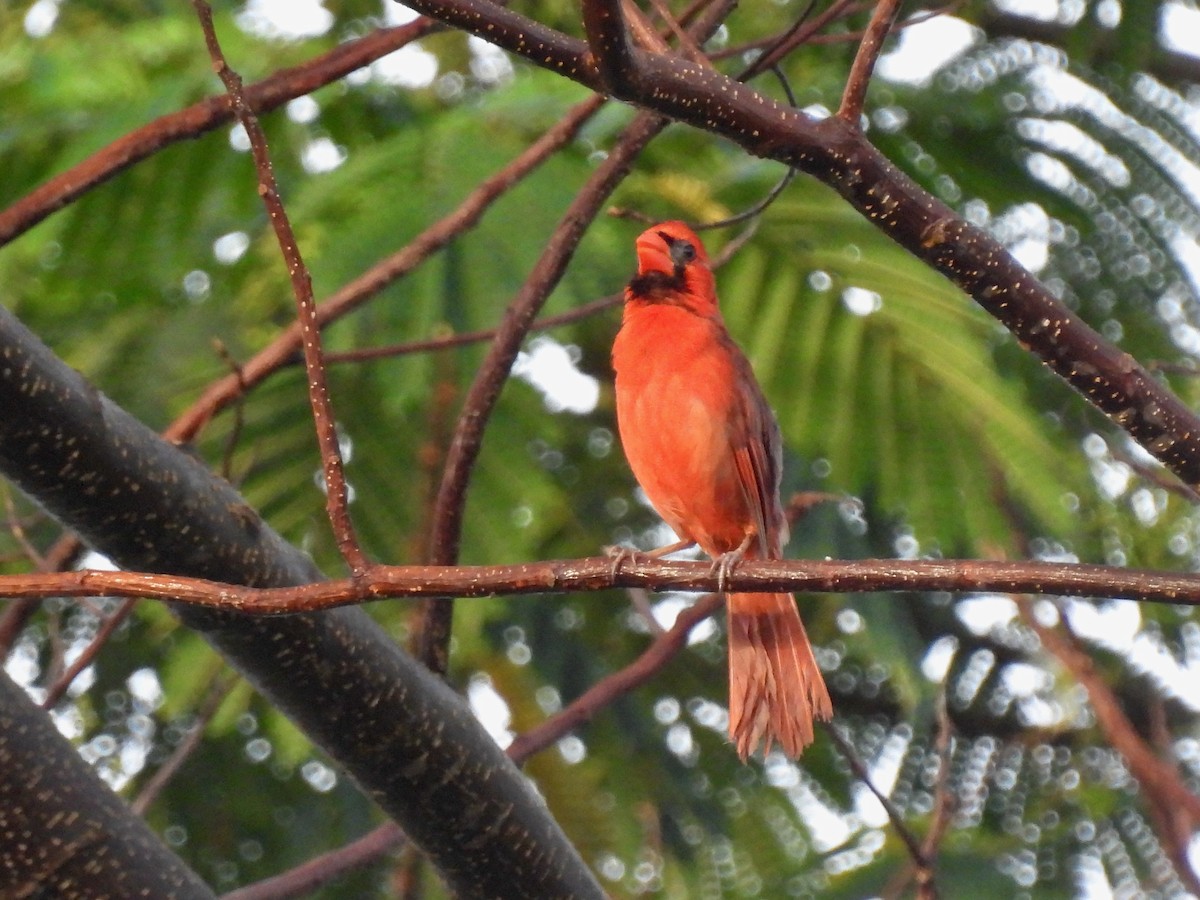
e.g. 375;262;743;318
3;556;1198;612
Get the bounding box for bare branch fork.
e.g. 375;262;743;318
401;0;1200;494
6;555;1200;612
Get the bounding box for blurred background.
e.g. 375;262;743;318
2;0;1200;895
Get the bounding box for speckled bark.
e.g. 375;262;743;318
0;672;216;899
0;305;603;899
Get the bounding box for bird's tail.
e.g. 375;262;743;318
727;592;832;759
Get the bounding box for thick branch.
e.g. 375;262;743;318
0;305;602;898
0;671;215;898
398;0;1200;491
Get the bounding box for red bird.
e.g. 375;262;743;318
612;221;832;759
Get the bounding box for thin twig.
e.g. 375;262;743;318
321;293;622;366
192;0;366;573
694;64;799;233
917;692;955;899
0;535;84;656
41;598;138;709
212;339;249;482
221;823;406;900
838;0;905;122
741;0;864;80
643;0;706;62
508;594;722;761
627;587;666;636
2;488;46;571
1110;443;1200;504
132;669;240;816
715;1;953;61
822;721;934;888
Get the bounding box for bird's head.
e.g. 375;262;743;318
627;221;719;316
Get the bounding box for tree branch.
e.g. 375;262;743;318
193;1;366;574
0;671;216;898
1020;598;1200;890
0;20;438;248
221;823;406;900
398;0;1200;493
837;0;904;122
40;597;137;709
5;555;1200;612
823;722;936;894
0;297;603;898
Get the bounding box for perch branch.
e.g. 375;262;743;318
6;556;1200;613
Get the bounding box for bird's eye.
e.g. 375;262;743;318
668;240;696;268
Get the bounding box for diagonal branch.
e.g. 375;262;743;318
192;0;366;574
1019;597;1200;891
837;0;905;122
508;594;724;760
823;722;935;892
0;20;437;248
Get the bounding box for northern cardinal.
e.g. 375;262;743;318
612;221;832;759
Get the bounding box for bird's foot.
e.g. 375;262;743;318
709;534;755;592
605;538;696;579
604;544;640;579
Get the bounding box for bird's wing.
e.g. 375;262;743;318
729;347;786;560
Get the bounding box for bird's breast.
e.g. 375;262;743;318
612;305;749;553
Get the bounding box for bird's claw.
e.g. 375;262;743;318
605;544;640;580
709;535;753;592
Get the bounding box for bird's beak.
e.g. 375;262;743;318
634;230;674;276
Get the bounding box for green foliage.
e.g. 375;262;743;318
3;0;1200;896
